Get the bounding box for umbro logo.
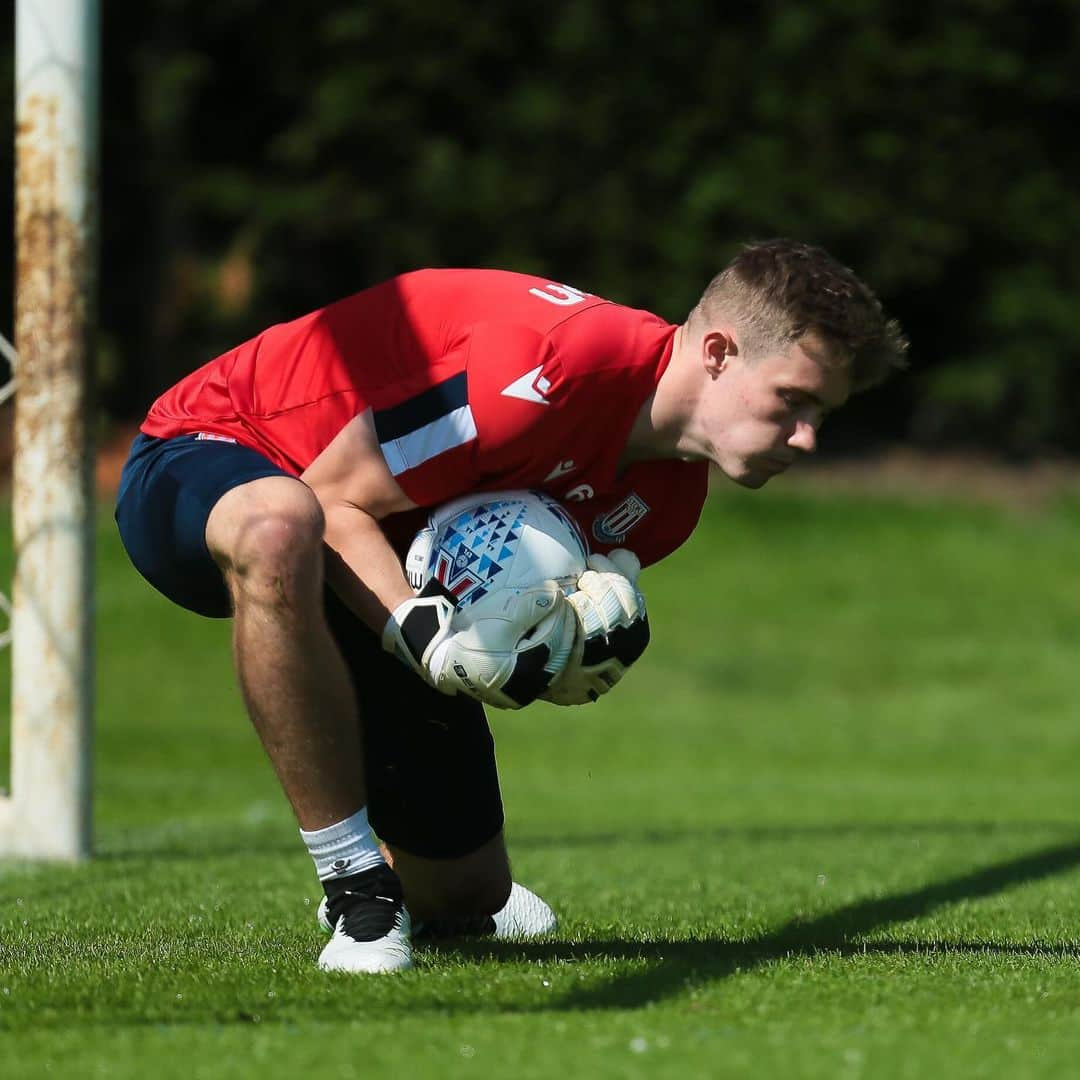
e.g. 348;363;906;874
501;365;552;405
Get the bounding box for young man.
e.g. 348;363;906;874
115;239;907;974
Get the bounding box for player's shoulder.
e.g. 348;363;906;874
445;270;675;386
396;268;613;330
546;296;674;381
382;268;670;353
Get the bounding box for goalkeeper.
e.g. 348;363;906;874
115;240;907;974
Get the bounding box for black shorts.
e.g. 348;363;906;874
115;433;504;859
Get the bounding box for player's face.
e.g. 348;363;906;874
705;338;851;489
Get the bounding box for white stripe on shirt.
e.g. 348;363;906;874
379;404;477;477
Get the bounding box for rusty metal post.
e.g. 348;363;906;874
4;0;100;859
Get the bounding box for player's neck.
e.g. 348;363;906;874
619;324;710;469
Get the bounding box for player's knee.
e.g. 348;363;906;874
234;504;324;567
210;480;326;606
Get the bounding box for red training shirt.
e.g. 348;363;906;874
142;269;709;566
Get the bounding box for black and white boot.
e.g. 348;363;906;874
317;880;555;943
317;864;412;973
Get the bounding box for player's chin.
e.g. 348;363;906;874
739;455;794;488
729;464;772;489
738;475;770;490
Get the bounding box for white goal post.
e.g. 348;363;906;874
0;0;99;859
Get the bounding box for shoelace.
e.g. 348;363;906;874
325;868;404;943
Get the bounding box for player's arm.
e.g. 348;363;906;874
302;411;569;708
301;410;417;633
303;412;481;697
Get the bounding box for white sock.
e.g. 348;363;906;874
300;806;385;881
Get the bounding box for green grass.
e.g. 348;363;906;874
3;484;1080;1078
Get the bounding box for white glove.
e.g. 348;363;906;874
383;579;578;710
540;549;650;706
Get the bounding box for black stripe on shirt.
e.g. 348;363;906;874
372;371;469;443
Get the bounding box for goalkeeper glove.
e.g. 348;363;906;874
540;549;650;706
382;579;577;709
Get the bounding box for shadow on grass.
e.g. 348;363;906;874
435;838;1080;1011
5;835;1080;1032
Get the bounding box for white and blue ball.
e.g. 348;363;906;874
405;490;588;606
405;491;589;705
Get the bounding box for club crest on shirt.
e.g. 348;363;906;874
592;493;650;544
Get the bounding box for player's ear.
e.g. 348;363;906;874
702;330;737;378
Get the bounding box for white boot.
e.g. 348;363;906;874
316;865;413;973
317;880;556;941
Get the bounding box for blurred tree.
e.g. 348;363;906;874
2;0;1078;454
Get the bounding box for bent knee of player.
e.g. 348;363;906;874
206;477;326;605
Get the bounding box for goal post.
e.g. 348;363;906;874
0;0;100;859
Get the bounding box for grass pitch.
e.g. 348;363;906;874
3;482;1080;1078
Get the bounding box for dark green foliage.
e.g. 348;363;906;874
2;2;1078;451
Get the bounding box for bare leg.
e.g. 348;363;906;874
205;475;364;830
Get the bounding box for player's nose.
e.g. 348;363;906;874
788;420;817;454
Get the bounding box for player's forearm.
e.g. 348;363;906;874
320;504;414;635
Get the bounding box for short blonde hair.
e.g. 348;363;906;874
691;239;909;391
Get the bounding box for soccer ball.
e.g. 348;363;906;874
405;490;589;708
405;490;588;603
